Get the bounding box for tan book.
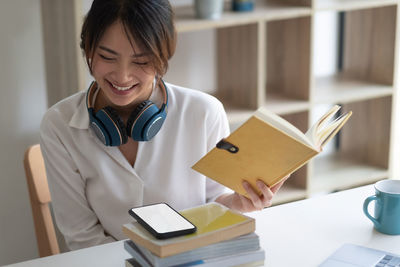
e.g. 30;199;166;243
192;105;352;196
122;202;255;258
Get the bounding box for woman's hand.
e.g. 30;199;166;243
216;176;288;213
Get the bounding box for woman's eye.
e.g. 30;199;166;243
133;61;149;66
99;54;114;61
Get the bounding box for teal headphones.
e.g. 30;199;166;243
86;79;168;146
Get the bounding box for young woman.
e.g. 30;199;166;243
40;0;286;250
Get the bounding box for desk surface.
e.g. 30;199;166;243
250;184;400;266
7;185;400;267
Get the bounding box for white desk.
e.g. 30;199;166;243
250;184;400;266
7;185;400;267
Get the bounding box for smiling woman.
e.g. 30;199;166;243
90;21;157;110
39;0;287;252
80;0;176;77
80;0;175;112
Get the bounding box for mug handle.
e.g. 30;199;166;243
363;195;380;228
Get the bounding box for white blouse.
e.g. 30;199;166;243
40;82;230;250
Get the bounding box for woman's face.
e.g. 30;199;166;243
91;20;156;110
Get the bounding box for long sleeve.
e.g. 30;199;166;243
40;111;116;250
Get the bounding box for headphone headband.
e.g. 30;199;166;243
86;81;98;110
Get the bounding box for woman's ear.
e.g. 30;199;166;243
87;57;93;75
153;75;159;90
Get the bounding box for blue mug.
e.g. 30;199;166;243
363;179;400;235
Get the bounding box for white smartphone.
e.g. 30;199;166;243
128;203;197;239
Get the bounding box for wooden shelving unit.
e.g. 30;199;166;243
40;0;398;205
171;0;399;204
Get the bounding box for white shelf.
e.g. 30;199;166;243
313;75;393;104
225;94;310;127
310;154;388;193
174;2;311;33
265;93;310;115
314;0;398;12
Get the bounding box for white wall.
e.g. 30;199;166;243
0;0;47;265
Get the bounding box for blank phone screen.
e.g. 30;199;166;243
131;203;195;234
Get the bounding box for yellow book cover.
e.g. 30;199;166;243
122;202;255;258
192;105;352;196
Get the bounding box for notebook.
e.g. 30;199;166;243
319;244;400;267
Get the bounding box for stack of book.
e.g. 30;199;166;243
122;202;264;267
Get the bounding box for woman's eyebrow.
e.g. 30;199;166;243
99;45;148;58
99;45;118;55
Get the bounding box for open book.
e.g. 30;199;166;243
192;105;352;196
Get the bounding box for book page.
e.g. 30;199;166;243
254;107;314;148
319;111;352;148
305;105;341;147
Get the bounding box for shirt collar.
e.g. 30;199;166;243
68;82;163;130
69;91;90;129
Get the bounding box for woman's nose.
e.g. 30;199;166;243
113;63;133;85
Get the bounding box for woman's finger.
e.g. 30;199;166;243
238;193;253;212
242;181;263;210
270;176;289;194
256;180;273;207
270;180;284;194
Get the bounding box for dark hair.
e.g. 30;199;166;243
80;0;176;76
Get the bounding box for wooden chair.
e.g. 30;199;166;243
24;144;60;257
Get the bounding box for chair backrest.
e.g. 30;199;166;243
24;144;60;257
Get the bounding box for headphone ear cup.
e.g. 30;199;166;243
96;106;128;146
127;100;162;141
88;112;112;146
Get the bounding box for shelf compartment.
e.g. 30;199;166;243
314;0;398;12
281;110;310;134
313;75;393;104
342;5;396;85
266;16;312;103
217;23;259;109
310;153;388;193
310;96;392;193
339;97;392;169
174;1;312;33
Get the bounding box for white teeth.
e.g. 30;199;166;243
111;83;133;91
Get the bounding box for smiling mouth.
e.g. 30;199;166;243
109;81;135;91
